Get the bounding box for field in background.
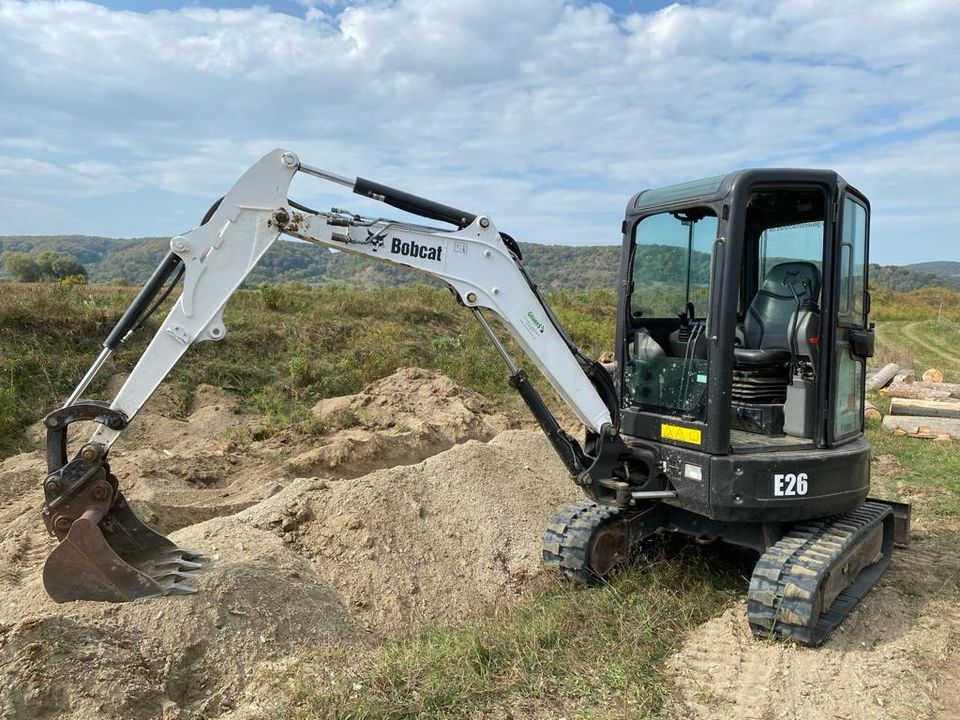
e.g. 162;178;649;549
0;282;615;457
6;281;960;456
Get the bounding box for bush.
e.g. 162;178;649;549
0;383;16;441
258;282;290;311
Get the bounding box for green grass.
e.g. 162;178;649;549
875;320;960;378
0;282;617;457
869;315;960;518
260;550;740;720
866;403;960;519
871;285;960;373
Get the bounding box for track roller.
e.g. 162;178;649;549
542;500;627;584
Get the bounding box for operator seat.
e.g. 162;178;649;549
731;261;820;408
734;261;821;366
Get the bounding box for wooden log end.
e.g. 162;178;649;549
922;368;945;384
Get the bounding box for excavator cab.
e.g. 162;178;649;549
614;171;877;510
546;170;909;644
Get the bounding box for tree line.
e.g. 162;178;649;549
0;250;88;283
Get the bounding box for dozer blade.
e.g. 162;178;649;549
747;500;896;646
43;494;202;603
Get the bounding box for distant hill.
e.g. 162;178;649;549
0;235;621;290
869;263;960;292
906;261;960;283
1;234;957;294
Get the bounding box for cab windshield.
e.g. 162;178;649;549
624;208;717;420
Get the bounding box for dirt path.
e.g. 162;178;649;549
900;321;960;369
667;461;960;720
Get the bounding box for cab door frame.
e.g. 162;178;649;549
825;185;872;445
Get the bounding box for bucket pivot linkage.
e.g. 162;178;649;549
40;401;202;603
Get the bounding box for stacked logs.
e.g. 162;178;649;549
866;363;960;440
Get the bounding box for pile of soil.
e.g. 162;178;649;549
2;368;957;719
244;430;579;636
284;366;515;478
0;368;571;719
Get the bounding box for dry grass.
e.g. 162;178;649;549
258;549;740;720
0;282;617;457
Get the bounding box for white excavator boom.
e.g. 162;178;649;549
34;148;643;603
86;148;613;446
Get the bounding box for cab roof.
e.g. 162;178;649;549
630;168;850;214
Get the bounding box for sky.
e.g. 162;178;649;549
0;0;958;265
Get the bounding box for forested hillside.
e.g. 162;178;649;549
0;234;622;289
1;234;956;293
906;261;960;283
870;263;960;292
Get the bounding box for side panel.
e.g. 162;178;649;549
708;438;870;522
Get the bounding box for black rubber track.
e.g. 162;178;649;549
747;500;895;646
542;500;621;584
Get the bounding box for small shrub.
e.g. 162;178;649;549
258;282;290;311
222;425;254;450
0;382;16;441
288;355;313;387
59;274;88;287
324;408;363;431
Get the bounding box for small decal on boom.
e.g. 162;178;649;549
526;311;545;333
390;237;443;262
520;310;546;338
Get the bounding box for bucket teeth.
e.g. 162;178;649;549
42;490;207;603
145;566;198;581
149;556;203;572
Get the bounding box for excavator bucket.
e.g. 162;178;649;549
41;404;203;603
42;490;202;604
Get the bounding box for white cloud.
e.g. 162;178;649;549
0;0;957;263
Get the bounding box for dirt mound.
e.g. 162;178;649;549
244;430;579;636
0;519;366;720
283;367;514;478
120;368;514;535
0;368;571;719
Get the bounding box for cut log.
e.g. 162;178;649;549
882;415;960;439
922;368;944;383
892;371;916;385
880;383;955;400
890;397;960;418
864;363;900;393
864;400;882;422
908;381;960;393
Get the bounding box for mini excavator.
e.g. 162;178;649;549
39;149;910;645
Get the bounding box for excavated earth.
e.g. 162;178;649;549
0;368;580;719
0;368;958;719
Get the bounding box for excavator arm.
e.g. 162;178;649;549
39;148;640;603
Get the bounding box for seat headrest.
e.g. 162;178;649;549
759;261;820;303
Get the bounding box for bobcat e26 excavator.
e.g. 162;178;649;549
39;149;910;646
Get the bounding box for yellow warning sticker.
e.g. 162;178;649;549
660;423;702;445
